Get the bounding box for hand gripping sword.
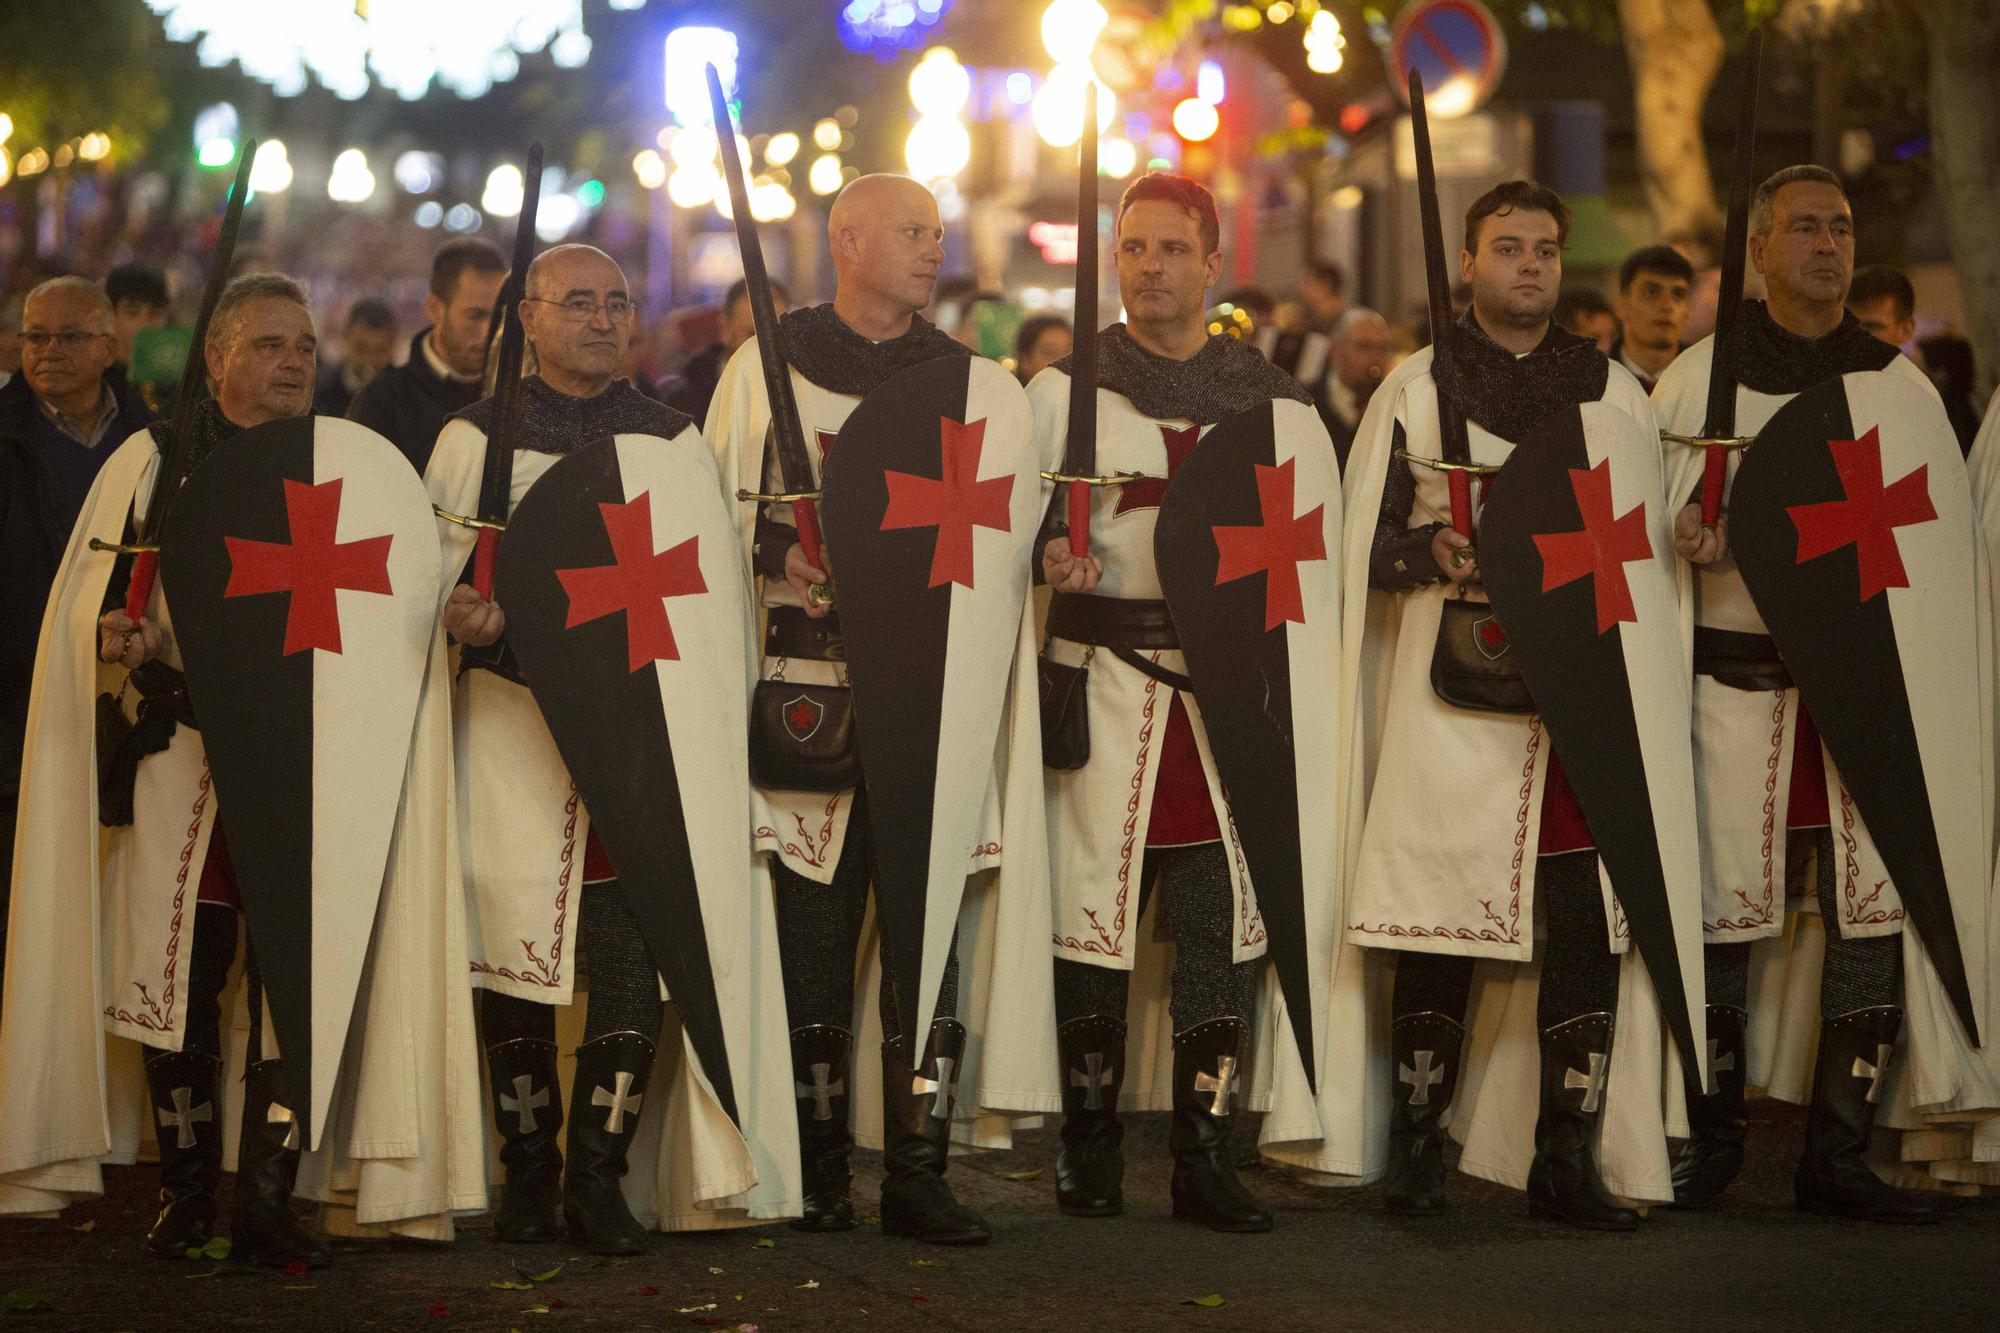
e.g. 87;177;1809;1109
708;65;832;609
1687;29;1764;525
90;142;257;609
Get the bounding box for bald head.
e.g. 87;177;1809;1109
828;174;945;320
519;243;634;399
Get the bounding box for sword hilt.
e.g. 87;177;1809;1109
122;550;159;622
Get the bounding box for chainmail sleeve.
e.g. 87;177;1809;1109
1369;420;1448;592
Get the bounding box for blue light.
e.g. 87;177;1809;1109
839;0;954;53
664;26;738;125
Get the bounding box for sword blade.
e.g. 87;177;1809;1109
1700;28;1763;524
1407;71;1474;525
470;143;543;597
1062;82;1099;558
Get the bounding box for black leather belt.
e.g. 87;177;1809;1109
1693;625;1793;692
1046;593;1180;650
765;604;845;661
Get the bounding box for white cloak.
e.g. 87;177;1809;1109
425;412;801;1227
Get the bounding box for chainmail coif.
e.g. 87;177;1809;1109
1053;324;1313;426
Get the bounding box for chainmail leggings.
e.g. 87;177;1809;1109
1053;842;1262;1033
770;793;961;1036
1702;828;1901;1019
183;901;241;1060
479;881;666;1048
1390;850;1620;1031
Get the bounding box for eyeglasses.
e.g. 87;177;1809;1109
527;296;637;323
22;330;113;350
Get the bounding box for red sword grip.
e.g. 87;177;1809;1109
1066;480;1090;558
1700;447;1727;527
122;550;158;622
472;527;498;599
1447;469;1473;539
792;497;827;574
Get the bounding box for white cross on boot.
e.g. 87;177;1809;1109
910;1056;957;1122
593;1071;644;1133
1070;1052;1116;1111
1564;1052;1609;1113
795;1061;846;1122
1703;1038;1738;1096
1850;1042;1893;1105
501;1074;550;1134
1194;1056;1238;1117
1399;1050;1445;1107
161;1086;214;1150
267;1101;300;1151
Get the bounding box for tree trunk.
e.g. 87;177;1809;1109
1616;0;1726;241
1921;0;2000;402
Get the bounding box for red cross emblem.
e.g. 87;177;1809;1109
1533;460;1653;634
1212;457;1327;631
880;416;1014;589
1787;426;1935;603
224;477;394;656
1115;425;1203;516
556;494;707;672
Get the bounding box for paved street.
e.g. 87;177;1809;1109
0;1100;1991;1330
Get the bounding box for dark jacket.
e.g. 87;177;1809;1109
346;329;482;476
664;341;729;426
0;370;152;792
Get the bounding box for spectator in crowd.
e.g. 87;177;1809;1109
1014;314;1072;383
348;238;508;474
1301;260;1346;334
315;297;398;417
1319;306;1394;473
0;299;21;389
1555;287;1617;352
105;262;171;371
951;291;1008;353
1847;264;1916;352
1609;244;1694;392
665;275;789;424
1669;228;1724;343
1217;284;1275;333
1916;332;1982;454
1;276;152;940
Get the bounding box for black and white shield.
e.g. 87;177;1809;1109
1729;372;1983;1044
1479;402;1705;1075
493;433;757;1125
1154;399;1340;1091
818;357;1038;1060
159;416;439;1149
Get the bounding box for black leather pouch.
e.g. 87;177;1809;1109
1430;597;1535;715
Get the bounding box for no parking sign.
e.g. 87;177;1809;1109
1391;0;1508;116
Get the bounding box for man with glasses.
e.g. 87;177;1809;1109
0;277;151;975
425;243;740;1255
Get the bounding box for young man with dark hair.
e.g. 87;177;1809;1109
1013;313;1071;383
1302;259;1346;333
1031;172;1344;1231
665;275;788;423
1847;264;1916;350
1612;244;1695;391
348;238;508;472
314;297;398;417
1658;165;1968;1221
1343;178;1684;1229
104;263;171;369
1555;288;1616;354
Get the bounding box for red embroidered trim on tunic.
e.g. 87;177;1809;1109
1351;718;1537;946
1708;691;1786;932
756;791;843;871
468;786;578;988
106;765;214;1032
1053;669;1160;958
1837;783;1904;928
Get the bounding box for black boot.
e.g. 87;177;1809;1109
1383;1011;1464;1216
144;1050;223;1257
1168;1018;1272;1233
1527;1013;1638;1231
563;1031;655;1255
1795;1006;1944;1224
789;1025;856;1233
1056;1015;1127;1218
486;1037;564;1242
880;1018;990;1245
1668;1004;1747;1209
231;1059;331;1268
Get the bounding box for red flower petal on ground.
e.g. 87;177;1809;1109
425;1300;449;1319
643;1286;660;1296
285;1262;309;1277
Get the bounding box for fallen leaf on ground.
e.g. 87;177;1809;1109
1183;1294;1226;1308
678;1302;718;1314
70;1220;96;1233
753;1238;775;1249
995;1167;1044;1181
795;1280;820;1290
1;1289;47;1312
911;1259;936;1267
708;1267;724;1275
491;1281;535;1291
514;1262;566;1283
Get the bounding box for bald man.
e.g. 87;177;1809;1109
708;175;1016;1246
425;244;729;1255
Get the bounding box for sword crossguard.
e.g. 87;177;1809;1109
432;505;507;532
806;582;835;609
736;487;824;505
1449;544;1477;569
87;539;161;556
1660;431;1755;451
1393;448;1504;477
1039;469;1155;487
